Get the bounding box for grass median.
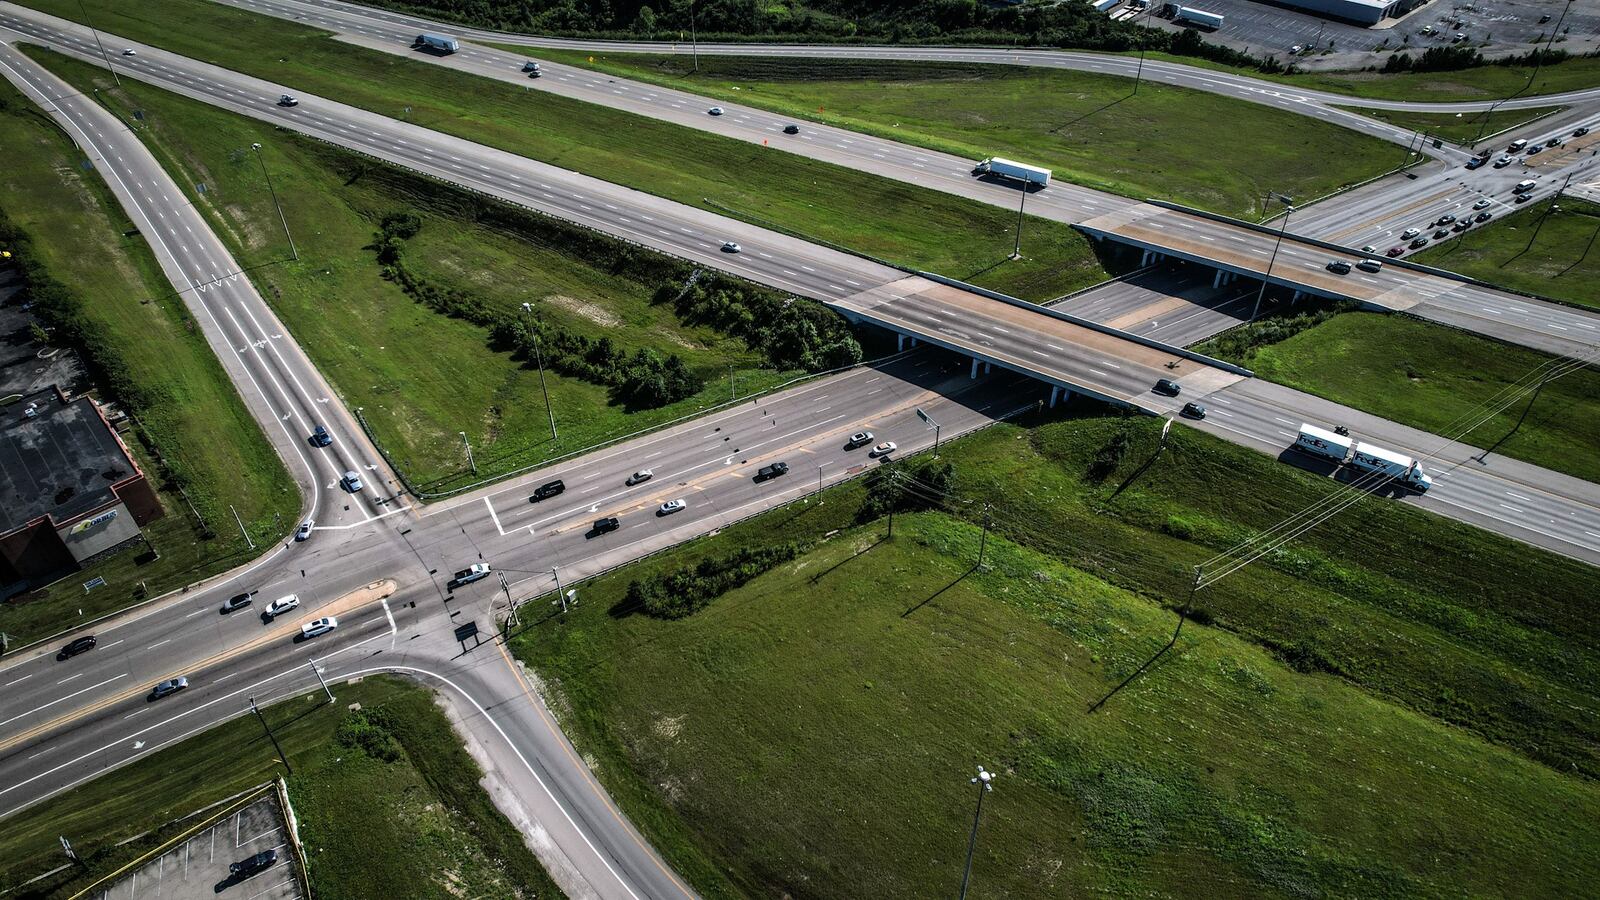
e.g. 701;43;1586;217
0;677;564;898
1412;195;1600;311
514;413;1600;898
1199;310;1600;485
1361;104;1563;145
533;50;1401;218
0;75;298;646
14;0;1106;302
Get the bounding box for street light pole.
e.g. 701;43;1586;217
1250;195;1294;322
308;658;334;702
689;0;699;73
958;766;995;900
76;0;121;87
551;565;568;613
459;431;476;476
250;143;297;261
520;303;558;443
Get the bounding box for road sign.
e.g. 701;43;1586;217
916;407;939;427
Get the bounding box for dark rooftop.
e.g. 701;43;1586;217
0;387;136;535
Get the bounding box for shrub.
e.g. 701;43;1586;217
335;709;403;763
625;544;800;619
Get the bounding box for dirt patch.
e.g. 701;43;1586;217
542;294;621;329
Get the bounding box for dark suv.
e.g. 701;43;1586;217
1153;378;1181;397
230;849;278;879
754;462;790;481
529;479;565;502
589;516;621;537
57;635;97;660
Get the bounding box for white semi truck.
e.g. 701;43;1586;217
1294;424;1432;492
1169;5;1224;28
414;33;460;53
972;157;1051;188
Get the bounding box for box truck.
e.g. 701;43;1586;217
414;33;460;53
971;157;1051;188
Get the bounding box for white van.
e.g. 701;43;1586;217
1513;179;1537;194
1508;139;1528;152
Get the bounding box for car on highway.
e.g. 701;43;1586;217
300;617;338;640
1508;139;1528;152
658;499;686;516
1545;136;1562;148
1359;245;1376;253
1400;228;1422;240
589;516;620;536
1410;237;1430;249
522;60;541;75
626;469;654;486
529;479;565;502
1432;228;1451;240
721;241;742;253
1180;402;1207;420
1356;258;1383;273
1493;155;1514;168
448;563;491;590
1325;260;1352;275
220;591;256;613
1452;220;1470;232
121;48;135;56
262;594;300;621
230;849;278;880
57;635;97;660
1526;144;1543;156
869;441;897;458
1386;246;1406;257
1515;193;1533;203
845;431;874;449
340;470;363;492
783;124;799;135
278;94;299;107
1436;213;1456;226
1473;198;1491;210
309;425;332;447
1464;156;1484;170
708;106;724;116
754;461;790;481
1514;179;1537;194
295;519;313;541
149;677;188;701
1576;126;1591;137
1153;378;1181;397
1475;211;1493;223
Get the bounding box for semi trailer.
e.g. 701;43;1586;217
414;33;460;53
971;157;1052;187
1294;424;1432;492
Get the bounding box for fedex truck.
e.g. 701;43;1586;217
1293;424;1432;492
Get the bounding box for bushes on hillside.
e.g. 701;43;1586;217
856;459;954;523
624;544;799;618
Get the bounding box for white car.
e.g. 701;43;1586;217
340;470;363;492
626;469;654;486
278;94;299;107
708;106;724;116
1473;198;1491;209
721;241;742;253
300;616;338;639
1400;228;1422;240
658;499;686;515
294;519;313;541
262;594;300;620
121;48;136;56
870;441;897;458
1493;155;1513;168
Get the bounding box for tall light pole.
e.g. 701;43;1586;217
689;0;699;73
958;766;995;900
1249;194;1294;322
459;431;476;476
76;0;120;87
1133;5;1152;95
249;696;291;775
1011;184;1029;260
520;302;557;442
250;143;297;261
551;565;569;613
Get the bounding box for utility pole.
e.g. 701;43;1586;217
689;0;699;73
729;363;736;401
307;658;333;702
76;0;120;87
520;302;558;442
816;463;826;500
1524;176;1571;252
230;505;254;550
1250;194;1294;322
1478;373;1551;463
250;143;297;261
1472;0;1572;144
459;431;476;476
1568;213;1600;272
958;766;995;900
1011;185;1029;259
977;506;992;569
499;571;515;626
887;472;899;539
249;696;291;775
1132;6;1151;95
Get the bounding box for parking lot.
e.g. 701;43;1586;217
87;795;304;900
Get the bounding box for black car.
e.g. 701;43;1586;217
230;849;278;879
1180;402;1207;420
1153;378;1181;397
782;124;800;135
529;479;565;502
1436;213;1456;226
1325;260;1352;275
309;425;332;447
754;461;790;481
589;516;620;537
220;591;256;613
57;635;97;660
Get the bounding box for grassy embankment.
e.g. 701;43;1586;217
30;49;851;493
533;50;1401;217
513;414;1600;898
17;0;1106;302
1198;310;1600;485
1362;105;1563;144
1413;195;1600;310
0;75;298;645
0;677;563;898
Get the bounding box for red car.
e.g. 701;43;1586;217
1386;246;1406;257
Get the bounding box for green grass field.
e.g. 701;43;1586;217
515;415;1600;897
533;50;1400;218
30;50;823;492
0;76;298;646
1362;105;1563;145
0;677;563;898
1413;196;1600;310
1202;310;1600;484
16;0;1106;302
